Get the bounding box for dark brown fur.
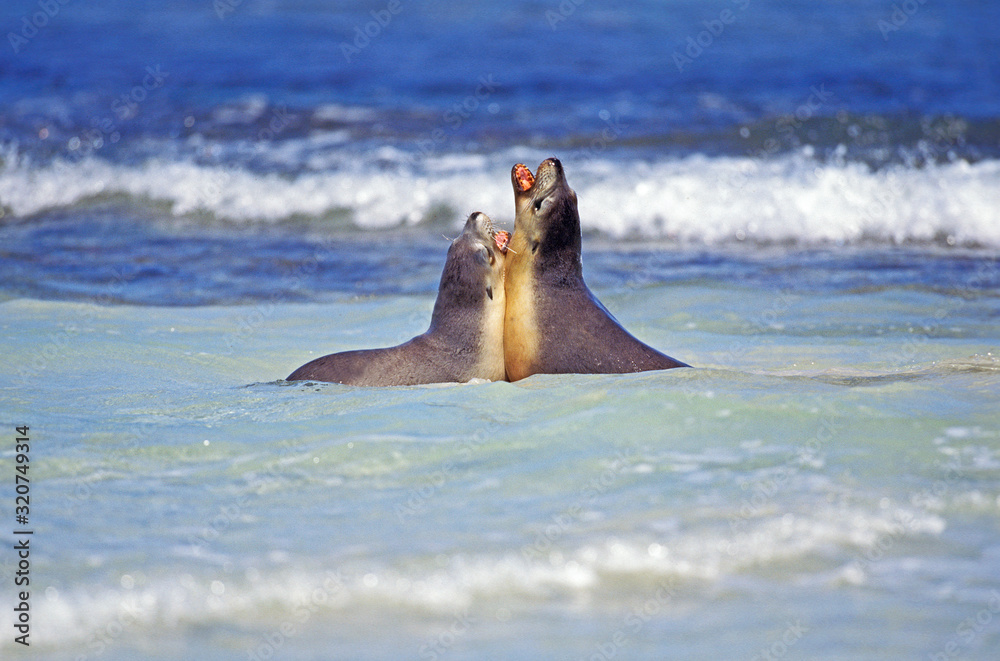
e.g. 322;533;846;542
504;158;688;380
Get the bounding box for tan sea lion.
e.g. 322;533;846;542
503;158;689;381
286;212;509;386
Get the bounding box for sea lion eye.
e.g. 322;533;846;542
475;245;492;265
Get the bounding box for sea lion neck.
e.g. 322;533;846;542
536;193;582;258
432;249;481;315
528;181;583;282
428;217;502;340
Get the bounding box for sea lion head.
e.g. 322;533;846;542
511;158;581;258
434;212;508;314
510;157;582;269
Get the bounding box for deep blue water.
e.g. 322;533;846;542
2;1;999;282
2;208;999;306
3;0;999;158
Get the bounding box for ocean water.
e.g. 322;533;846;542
2;1;999;659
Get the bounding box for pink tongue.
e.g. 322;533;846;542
514;164;534;191
494;230;510;254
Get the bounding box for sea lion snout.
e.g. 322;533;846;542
512;158;564;196
512;158;574;223
467;211;493;237
465;211;509;257
533;158;564;194
537;157;562;176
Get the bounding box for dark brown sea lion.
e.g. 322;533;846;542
503;158;688;381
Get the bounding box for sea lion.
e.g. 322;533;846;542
286;212;508;386
503;158;689;381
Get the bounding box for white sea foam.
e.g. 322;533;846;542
1;144;998;246
0;503;945;653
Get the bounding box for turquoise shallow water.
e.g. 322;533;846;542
2;255;998;660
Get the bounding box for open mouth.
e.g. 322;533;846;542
480;213;510;255
493;230;510;255
513;163;535;192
